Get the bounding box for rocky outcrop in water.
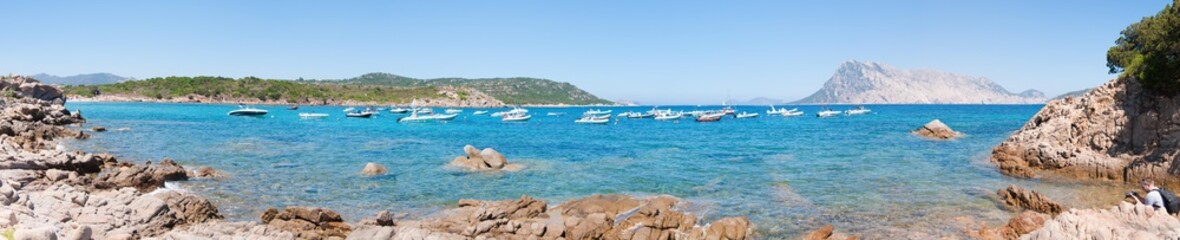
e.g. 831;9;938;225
449;145;522;171
996;185;1063;215
359;162;388;176
912;119;964;140
989;76;1180;190
381;194;753;240
794;61;1045;104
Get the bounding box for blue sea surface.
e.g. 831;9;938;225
61;103;1113;238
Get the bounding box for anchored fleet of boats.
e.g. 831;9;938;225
228;102;874;124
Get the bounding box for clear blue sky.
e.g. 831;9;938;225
1;1;1171;104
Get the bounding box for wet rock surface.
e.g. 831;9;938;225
996;185;1064;215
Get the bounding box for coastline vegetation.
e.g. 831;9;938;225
61;73;613;105
63;76;442;103
1107;0;1180;93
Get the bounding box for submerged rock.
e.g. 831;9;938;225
996;185;1064;215
912;119;963;139
91;126;106;132
359;162;388;176
93;158;189;192
192;166;227;179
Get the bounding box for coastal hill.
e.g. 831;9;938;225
62;73;612;106
793;61;1046;104
330;72;612;105
32;73;129;85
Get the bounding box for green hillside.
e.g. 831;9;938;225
333;73;612;105
63;76;441;103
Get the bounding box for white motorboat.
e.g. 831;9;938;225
585;109;612;115
298;112;329;119
490;107;528;117
575;115;610;124
345;111;373;118
654;112;683;121
627;112;654;118
445;109;463;114
362;107;380;116
397;99;458;122
617;112;635;118
696;112;725;122
736;112;759;118
472;110;488;115
389;107;410;113
767;105;787;115
228;106;268;116
816;109;840;117
502;112;532;122
782;109;804;117
844;106;871;115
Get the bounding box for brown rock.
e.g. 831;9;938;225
912;119;963;139
93;158;189;192
705;217;751;240
91;126;106;132
463;145;481;159
987;76;1180;190
802;225;834;240
996;185;1064;215
158;191;223;224
261;206;352;239
479;148;506;169
359;162;388;176
192;166;226;179
1022;202;1180;239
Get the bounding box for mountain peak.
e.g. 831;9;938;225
794;61;1045;104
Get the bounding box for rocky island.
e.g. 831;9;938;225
794;60;1045;104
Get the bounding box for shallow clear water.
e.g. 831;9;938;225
62;103;1129;238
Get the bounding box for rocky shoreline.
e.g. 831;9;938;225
3;75;754;239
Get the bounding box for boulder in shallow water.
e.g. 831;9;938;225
449;145;521;171
91;126;106;132
912;119;963;139
360;162;388;176
93;158;189;192
996;185;1064;215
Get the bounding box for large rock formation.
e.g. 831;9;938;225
384;194;753;240
1021;202;1180;239
794;60;1045;104
989;76;1180;190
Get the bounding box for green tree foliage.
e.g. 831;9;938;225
1108;0;1180;93
63;76;440;103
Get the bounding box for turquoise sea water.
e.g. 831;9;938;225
61;103;1118;238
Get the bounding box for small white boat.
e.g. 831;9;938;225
398;113;458;122
298;112;329;119
575;115;610;124
627;112;654;118
547;112;565;116
362;107;381;116
490;107;528;117
767;105;787;115
782;109;804;117
472;110;488;115
346;111;374;118
585;109;612;115
736;112;759;118
816;109;840;117
654;112;683;121
844;106;871;115
389;107;410;113
696;112;725;122
617;112;634;118
445;109;463;114
502;113;532;122
228;106;268;116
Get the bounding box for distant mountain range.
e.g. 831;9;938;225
793;61;1045;104
32;73;130;86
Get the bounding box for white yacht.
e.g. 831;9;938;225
228;106;268;116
